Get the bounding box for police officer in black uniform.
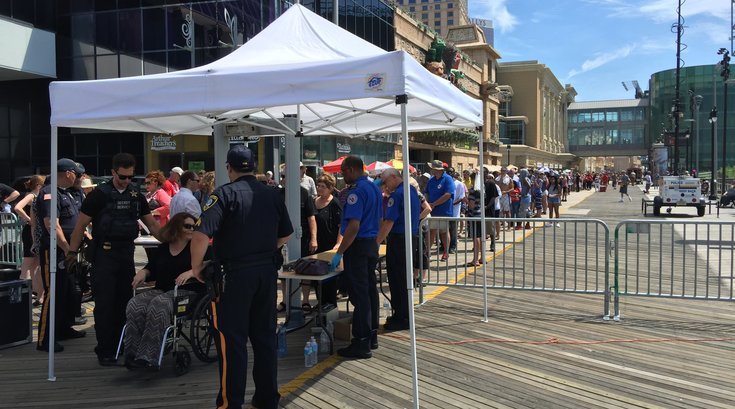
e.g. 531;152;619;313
330;155;382;359
36;158;86;353
67;153;161;366
191;145;293;409
375;168;420;331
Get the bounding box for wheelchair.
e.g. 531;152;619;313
115;283;218;376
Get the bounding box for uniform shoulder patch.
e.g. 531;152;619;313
347;193;358;205
202;194;219;212
387;197;395;207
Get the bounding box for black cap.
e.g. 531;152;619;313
58;158;84;175
226;145;255;172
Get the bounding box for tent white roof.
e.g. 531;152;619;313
49;4;482;137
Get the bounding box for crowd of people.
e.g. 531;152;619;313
2;150;655;408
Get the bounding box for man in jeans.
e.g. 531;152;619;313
448;170;465;254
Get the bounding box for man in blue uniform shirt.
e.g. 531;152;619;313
192;145;293;409
330;155;381;359
425;160;454;261
375;168;419;331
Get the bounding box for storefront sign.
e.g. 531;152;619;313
151;135;176;151
337;142;351;154
304;149;318;159
188;161;205;173
229;136;260;144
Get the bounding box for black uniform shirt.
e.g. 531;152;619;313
80;184;151;219
0;183;16;202
197;175;293;263
37;185;80;243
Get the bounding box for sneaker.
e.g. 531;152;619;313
514;226;523;230
629;196;633;202
98;356;119;366
58;328;86;340
555;223;561;228
383;318;410;332
440;253;448;261
544;223;552;227
619;199;624;202
74;316;88;326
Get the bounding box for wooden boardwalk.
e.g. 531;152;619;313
1;185;734;408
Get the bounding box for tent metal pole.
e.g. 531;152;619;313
213;124;229;187
399;98;420;409
48;126;58;381
284;111;303;329
479;129;488;323
333;0;338;24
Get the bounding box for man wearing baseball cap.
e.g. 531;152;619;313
36;158;87;353
163;166;183;197
425;160;454;261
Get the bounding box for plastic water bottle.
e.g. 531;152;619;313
319;328;330;353
276;324;287;359
326;320;334;338
304;342;313;368
382;299;391;318
309;336;318;366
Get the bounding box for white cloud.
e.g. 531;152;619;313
567;44;635;79
471;0;519;33
584;0;731;23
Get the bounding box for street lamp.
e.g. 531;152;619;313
709;106;718;200
506;144;511;166
718;48;730;195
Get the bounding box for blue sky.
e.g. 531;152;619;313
468;0;732;101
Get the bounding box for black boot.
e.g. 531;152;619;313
370;330;378;350
338;337;372;359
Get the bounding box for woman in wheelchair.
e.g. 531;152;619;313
124;212;206;369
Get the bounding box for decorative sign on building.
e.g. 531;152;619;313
304;149;318;159
446;27;477;44
337;142;351;154
151;135;177;151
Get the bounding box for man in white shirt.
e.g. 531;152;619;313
169;170;202;218
299;162;317;197
449;170;465;253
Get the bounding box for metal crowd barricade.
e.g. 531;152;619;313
613;219;735;320
418;216;612;318
0;212;22;267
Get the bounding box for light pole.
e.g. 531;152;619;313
718;48;730;195
693;94;703;173
506;144;511;166
709;106;718;200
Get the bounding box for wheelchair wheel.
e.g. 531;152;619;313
173;346;191;376
190;294;218;363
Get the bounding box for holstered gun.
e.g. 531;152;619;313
202;261;225;303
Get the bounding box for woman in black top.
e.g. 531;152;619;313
123;212;206;369
302;174;343;309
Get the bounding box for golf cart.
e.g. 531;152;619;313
653;176;707;217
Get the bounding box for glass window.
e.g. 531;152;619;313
423;5;428;10
96;54;119;79
11;0;34;23
447;2;453;8
120;54;142;78
71;13;95;56
447;19;453;25
72;57;95;80
620;109;633;121
119;9;142;53
96;12;119;54
606;110;618;122
143;52;167;74
143;8;166;51
421;13;427;19
448;11;453;16
434;12;440;18
410;6;415;11
434;4;439;9
591;112;604;122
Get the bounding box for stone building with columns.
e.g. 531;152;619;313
497;60;578;170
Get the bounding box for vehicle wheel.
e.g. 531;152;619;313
697;206;706;217
191;295;218;363
174;346;191;376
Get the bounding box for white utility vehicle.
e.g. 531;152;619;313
653;176;706;216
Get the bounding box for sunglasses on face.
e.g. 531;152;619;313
183;223;196;230
116;172;134;180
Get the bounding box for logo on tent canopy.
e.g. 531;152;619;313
366;73;385;91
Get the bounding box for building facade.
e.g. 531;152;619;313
496;60;576;170
0;0;396;182
649;64;733;177
395;0;468;37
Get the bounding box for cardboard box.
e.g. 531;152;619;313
333;315;352;341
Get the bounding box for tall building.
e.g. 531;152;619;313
0;0;395;182
395;0;468;36
496;60;576;170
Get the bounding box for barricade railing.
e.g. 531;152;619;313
613;219;735;319
0;212;22;267
417;216;611;318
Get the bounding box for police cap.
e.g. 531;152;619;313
226;145;255;172
58;158;85;175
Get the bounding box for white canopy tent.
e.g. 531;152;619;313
47;5;484;406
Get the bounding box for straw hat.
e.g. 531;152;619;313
80;178;97;189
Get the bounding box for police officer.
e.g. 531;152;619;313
330;155;381;359
36;158;86;353
375;168;419;331
67;153;161;366
191;145;292;409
